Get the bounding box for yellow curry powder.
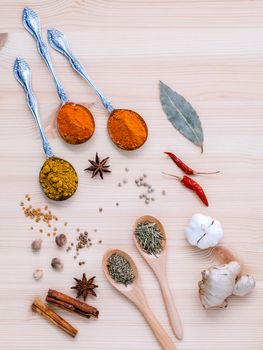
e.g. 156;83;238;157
39;157;78;201
107;109;148;150
57;102;95;145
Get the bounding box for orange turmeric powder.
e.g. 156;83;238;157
107;109;148;150
57;102;95;145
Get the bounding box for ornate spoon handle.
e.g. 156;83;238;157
47;28;115;113
22;8;68;104
14;58;53;158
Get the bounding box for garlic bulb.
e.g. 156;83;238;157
186;213;223;249
233;274;256;296
199;261;241;309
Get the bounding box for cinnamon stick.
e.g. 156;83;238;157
32;298;78;337
46;289;99;319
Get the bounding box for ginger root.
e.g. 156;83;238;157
233;274;255;297
185;214;256;309
199;261;255;309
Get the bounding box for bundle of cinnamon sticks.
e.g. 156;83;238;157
32;289;99;338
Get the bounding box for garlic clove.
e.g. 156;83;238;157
233;274;256;296
186;213;223;249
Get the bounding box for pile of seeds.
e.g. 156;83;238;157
107;253;135;286
20;199;58;225
135;174;155;204
115;169;166;206
135;222;165;256
70;231;97;266
20;195;102;269
76;231;90;250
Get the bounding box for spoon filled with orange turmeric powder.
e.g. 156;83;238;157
48;28;148;151
14;58;78;201
23;8;95;145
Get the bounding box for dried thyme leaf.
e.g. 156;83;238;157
159;81;204;152
107;253;134;286
0;33;8;50
135;222;165;256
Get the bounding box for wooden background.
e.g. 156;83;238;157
0;1;262;349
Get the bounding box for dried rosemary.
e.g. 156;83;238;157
135;222;165;256
107;253;134;286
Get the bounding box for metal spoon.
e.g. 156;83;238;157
22;8;95;145
14;58;78;200
47;28;148;151
134;215;183;340
102;249;177;350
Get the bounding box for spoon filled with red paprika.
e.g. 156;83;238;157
47;28;148;151
23;8;95;145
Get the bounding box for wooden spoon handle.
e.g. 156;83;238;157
159;277;183;340
137;301;177;350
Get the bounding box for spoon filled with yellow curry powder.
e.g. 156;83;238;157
48;29;148;151
22;8;95;145
14;58;78;201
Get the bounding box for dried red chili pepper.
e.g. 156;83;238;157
162;172;209;206
164;152;219;175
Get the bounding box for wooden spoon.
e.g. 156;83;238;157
134;216;183;340
102;249;177;350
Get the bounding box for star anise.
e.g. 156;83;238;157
84;153;111;179
71;273;98;301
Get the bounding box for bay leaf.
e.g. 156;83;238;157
0;33;8;50
159;81;204;152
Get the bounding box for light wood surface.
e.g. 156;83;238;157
0;1;262;349
134;215;183;340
